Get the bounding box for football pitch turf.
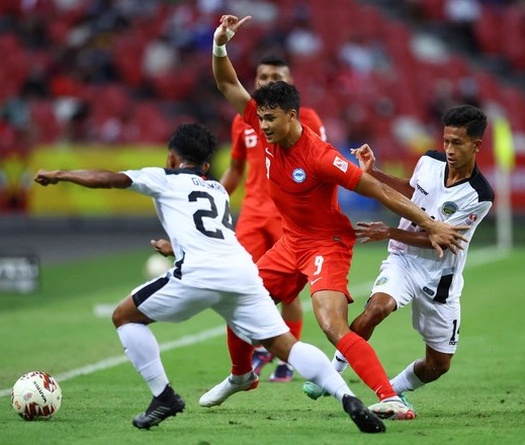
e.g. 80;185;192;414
0;243;524;445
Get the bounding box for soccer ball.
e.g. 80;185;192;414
144;254;172;279
11;371;62;421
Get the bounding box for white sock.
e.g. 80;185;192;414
288;342;354;401
390;361;425;394
332;350;349;373
117;323;169;397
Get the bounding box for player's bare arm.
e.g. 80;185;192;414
351;144;413;198
212;15;252;115
150;239;174;257
34;169;132;189
220;158;246;194
355;221;434;248
354;173;468;257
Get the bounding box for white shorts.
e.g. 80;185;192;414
130;272;289;345
370;254;461;354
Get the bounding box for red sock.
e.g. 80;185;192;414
285;320;303;340
336;332;396;400
226;326;254;376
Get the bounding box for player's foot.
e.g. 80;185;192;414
399;392;417;415
302;381;329;400
252;348;273;375
342;394;386;433
269;363;294;382
199;373;259;407
132;385;185;430
368;399;417;420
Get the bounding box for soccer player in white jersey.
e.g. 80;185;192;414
303;105;494;419
34;123;386;433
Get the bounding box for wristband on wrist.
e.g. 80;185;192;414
213;42;227;57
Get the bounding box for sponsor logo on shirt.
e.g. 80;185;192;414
466;213;477;225
292;168;306;183
441;201;458;216
416;183;429;195
333;156;348;173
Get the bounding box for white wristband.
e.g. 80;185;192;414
213;42;227;57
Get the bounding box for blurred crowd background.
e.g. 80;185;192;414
0;0;524;219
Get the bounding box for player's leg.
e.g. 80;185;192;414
115;278;218;428
303;292;396;400
268;297;303;382
261;332;385;433
390;293;458;395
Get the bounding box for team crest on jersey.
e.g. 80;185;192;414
375;276;388;286
333;156;348;173
292;168;306;183
441;201;458;216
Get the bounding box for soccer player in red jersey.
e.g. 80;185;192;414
199;14;468;419
223;55;327;382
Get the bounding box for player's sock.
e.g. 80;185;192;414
336;332;397;400
117;323;169;396
332;350;349;373
390;361;425;394
227;325;254;375
286;319;303;341
288;341;353;401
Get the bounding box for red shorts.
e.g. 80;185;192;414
256;236;355;305
235;212;283;262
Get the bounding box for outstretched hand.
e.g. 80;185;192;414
350;144;375;172
214;14;252;45
34;170;58;186
427;222;469;258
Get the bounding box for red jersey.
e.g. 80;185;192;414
243;99;362;243
231;107;325;218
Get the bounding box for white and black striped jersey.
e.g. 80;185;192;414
122;167;262;292
388;151;494;301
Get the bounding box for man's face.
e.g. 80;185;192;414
255;64;293;89
256;106;296;144
443;126;481;170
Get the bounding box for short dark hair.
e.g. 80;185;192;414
252;81;300;113
442;105;487;139
167;123;217;164
259;55;288;67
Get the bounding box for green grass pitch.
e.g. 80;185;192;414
0;243;524;445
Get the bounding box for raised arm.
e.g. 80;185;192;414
220;158;246;194
351;144;414;198
34;169;132;189
354;173;468;257
212;14;252;115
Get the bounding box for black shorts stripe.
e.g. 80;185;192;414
434;274;453;304
132;275;170;307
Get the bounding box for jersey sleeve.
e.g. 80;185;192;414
315;147;363;190
243;99;260;133
230;115;248;161
122;167;166;198
300;108;327;141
